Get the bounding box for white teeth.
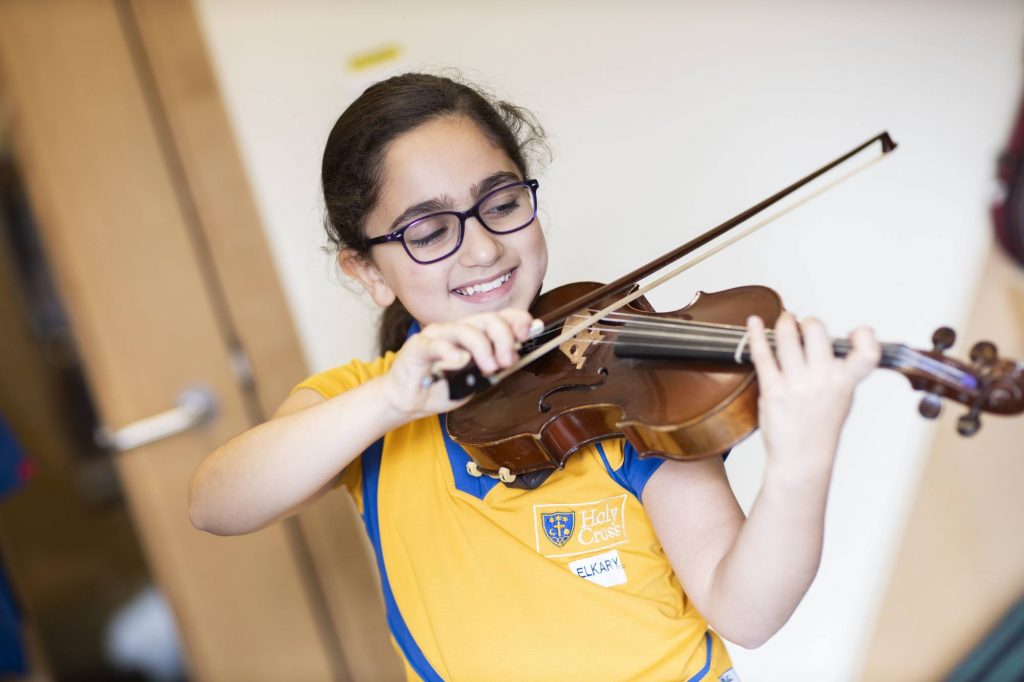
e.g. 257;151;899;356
454;271;512;296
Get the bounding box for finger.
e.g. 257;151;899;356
400;334;458;372
842;326;881;383
466;313;519;367
496;308;537;341
425;324;498;374
800;317;832;369
773;311;806;375
425;338;472;373
746;315;780;385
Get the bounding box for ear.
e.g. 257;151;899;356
338;249;396;307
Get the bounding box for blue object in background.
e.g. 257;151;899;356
0;413;33;675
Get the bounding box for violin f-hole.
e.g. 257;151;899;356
538;368;609;413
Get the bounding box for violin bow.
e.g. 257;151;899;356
444;132;898;399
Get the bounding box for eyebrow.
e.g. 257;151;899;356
472;170;521;199
387;170;522;232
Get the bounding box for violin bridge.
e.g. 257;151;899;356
560;313;603;369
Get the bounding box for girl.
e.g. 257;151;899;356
189;73;880;681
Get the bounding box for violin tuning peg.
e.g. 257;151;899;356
931;326;956;353
956;407;981;437
918;394;942;420
969;340;998;367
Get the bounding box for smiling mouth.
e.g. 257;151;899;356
452;270;514;297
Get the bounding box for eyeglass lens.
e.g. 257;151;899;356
404;184;536;262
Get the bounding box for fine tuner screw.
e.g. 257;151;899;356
931;326;956;353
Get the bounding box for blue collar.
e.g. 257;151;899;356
403;319;499;498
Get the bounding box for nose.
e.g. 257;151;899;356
458;217;501;268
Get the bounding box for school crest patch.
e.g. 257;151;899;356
541;512;575;547
534;495;628;558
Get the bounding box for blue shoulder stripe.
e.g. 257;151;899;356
686;631;713;682
360;438;444;682
594;441;665;501
438;415;500;500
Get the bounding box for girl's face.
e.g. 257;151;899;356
344;116;548;325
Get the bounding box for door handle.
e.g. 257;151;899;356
95;386;218;452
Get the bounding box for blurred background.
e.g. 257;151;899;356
0;0;1023;680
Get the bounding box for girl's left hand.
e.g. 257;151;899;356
746;312;881;478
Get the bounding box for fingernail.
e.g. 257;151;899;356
529;319;545;336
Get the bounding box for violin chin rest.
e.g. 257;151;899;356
502;467;555;490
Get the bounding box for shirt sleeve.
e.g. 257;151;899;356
618;440;666;502
288;353;395;515
289;353;393;399
605;439;732;502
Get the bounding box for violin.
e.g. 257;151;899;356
441;133;1024;486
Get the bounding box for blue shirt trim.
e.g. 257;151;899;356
408;321;500;501
686;631;713;682
360;438;444;682
439;415;500;500
0;415;29;499
594;441;666;501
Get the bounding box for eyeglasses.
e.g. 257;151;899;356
366;179;539;264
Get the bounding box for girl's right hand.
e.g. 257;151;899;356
382;309;540;419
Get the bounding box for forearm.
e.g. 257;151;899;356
189;377;407;535
705;453;834;648
648;314;878;648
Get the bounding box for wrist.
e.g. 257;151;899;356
758;456;834;533
365;376;422;430
762;449;835;495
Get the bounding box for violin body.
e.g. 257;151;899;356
447;283;783;477
444;132;1024;484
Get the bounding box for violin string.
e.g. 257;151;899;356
545;312;966;383
582;311;974;385
580;320;975;387
600;323;969;384
524;316;977;391
592;317;907;356
590;312;937;365
491;152;887;386
584;337;972;388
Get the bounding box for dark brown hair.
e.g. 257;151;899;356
321;73;546;355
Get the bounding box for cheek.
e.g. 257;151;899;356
385;259;450;299
525;225;548;273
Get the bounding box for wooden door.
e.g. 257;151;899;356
860;244;1024;680
0;1;400;679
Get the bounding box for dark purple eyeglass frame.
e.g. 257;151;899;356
365;179;540;264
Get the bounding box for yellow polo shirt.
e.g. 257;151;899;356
293;353;735;681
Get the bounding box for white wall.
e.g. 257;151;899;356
194;1;1024;679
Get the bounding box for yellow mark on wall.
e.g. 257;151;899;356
348;44;403;72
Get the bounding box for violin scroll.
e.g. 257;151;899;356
898;326;1024;436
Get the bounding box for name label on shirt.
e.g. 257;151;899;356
533;494;628;558
568;549;627;587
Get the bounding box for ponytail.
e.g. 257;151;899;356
379;299;415;355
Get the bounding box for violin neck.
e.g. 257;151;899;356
614;330;903;369
607;318;981;398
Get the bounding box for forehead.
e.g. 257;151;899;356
377;116;519;209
